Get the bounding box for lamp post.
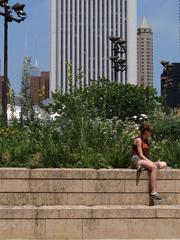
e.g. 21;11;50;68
0;0;27;126
109;36;127;83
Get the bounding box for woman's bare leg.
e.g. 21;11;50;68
155;161;167;169
137;159;158;193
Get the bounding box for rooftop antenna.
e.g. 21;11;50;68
35;58;38;68
25;36;28;48
34;35;38;68
24;36;28;54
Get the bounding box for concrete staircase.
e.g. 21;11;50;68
0;168;179;239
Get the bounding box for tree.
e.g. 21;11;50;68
20;57;34;124
48;78;161;121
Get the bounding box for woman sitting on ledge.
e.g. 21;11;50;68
130;122;167;200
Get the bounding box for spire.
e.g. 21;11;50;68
139;16;151;29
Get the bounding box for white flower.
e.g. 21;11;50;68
112;116;118;120
112;130;117;133
135;124;139;130
62;104;66;110
140;114;148;119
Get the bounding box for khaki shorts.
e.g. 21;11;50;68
130;155;140;169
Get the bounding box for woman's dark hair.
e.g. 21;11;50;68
139;122;153;134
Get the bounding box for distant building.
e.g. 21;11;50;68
21;57;50;105
50;0;137;93
137;17;153;87
30;71;50;105
161;63;180;108
29;66;41;77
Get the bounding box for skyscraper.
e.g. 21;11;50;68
51;0;137;93
161;63;180;108
137;17;153;87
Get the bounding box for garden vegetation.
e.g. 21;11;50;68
0;78;180;168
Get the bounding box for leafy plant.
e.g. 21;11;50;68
0;78;179;169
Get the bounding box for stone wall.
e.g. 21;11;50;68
0;168;179;239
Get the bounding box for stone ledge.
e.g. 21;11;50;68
0;168;179;180
0;218;179;239
0;179;178;193
0;192;180;206
0;205;180;219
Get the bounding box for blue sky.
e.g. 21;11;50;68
138;0;179;92
0;0;50;93
0;0;179;94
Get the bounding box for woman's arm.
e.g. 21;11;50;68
135;138;149;161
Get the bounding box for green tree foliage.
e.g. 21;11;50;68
21;56;31;98
20;57;35;124
0;77;180;169
49;79;160;121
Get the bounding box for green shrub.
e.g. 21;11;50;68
49;79;160;121
0;79;179;169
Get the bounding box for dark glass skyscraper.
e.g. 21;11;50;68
161;63;180;108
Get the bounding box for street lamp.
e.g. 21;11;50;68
109;36;127;83
0;0;27;126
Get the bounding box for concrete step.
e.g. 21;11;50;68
0;178;178;193
0;205;179;239
0;168;178;206
0;192;179;206
0;204;179;219
0;168;179;180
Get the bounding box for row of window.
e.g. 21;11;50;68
58;0;128;89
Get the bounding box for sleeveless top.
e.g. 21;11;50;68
131;136;149;158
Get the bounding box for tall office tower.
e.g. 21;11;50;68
51;0;137;93
137;17;153;87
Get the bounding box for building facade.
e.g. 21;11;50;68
51;0;137;93
137;17;153;87
21;57;49;105
30;71;50;105
161;63;180;108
